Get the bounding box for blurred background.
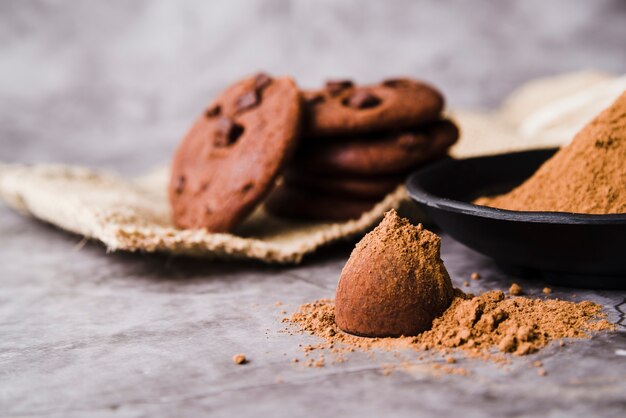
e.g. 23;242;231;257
1;0;625;174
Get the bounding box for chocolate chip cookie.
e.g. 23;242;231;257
169;73;302;232
303;78;444;137
294;119;459;176
283;170;405;199
265;184;378;222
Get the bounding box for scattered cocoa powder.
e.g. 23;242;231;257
509;283;523;296
429;362;471;376
476;91;626;214
287;290;614;363
381;362;471;377
418;290;613;356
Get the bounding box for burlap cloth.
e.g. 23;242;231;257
1;71;624;263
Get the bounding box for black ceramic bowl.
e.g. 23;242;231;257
406;148;626;289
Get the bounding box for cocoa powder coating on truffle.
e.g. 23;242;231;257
335;210;455;337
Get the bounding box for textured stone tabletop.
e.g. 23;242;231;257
1;1;625;417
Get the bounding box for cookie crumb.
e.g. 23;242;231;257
542;287;552;294
463;281;470;287
292;358;299;363
470;272;481;280
232;354;247;365
275;301;283;307
509;283;523;296
446;357;456;364
533;360;543;368
537;368;547;376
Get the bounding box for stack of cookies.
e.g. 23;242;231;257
266;78;458;221
169;73;458;232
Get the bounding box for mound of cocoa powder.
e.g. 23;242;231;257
288;290;614;361
476;91;626;213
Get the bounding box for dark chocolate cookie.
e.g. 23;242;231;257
265;184;378;222
169;73;302;232
284;170;405;199
303;78;444;137
294;119;459;176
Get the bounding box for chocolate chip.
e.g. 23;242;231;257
194;181;209;197
382;78;409;88
236;90;260;113
306;94;325;106
254;73;273;91
326;79;354;96
344;90;381;109
174;175;186;194
205;104;221;118
215;117;244;146
242;182;254;192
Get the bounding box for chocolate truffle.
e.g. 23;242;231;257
335;210;455;337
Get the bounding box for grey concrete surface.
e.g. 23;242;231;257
1;1;625;417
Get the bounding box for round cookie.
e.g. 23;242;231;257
265;184;378;222
303;78;444;137
284;170;405;199
169;73;302;232
295;119;459;176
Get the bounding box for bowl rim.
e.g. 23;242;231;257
406;149;626;225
